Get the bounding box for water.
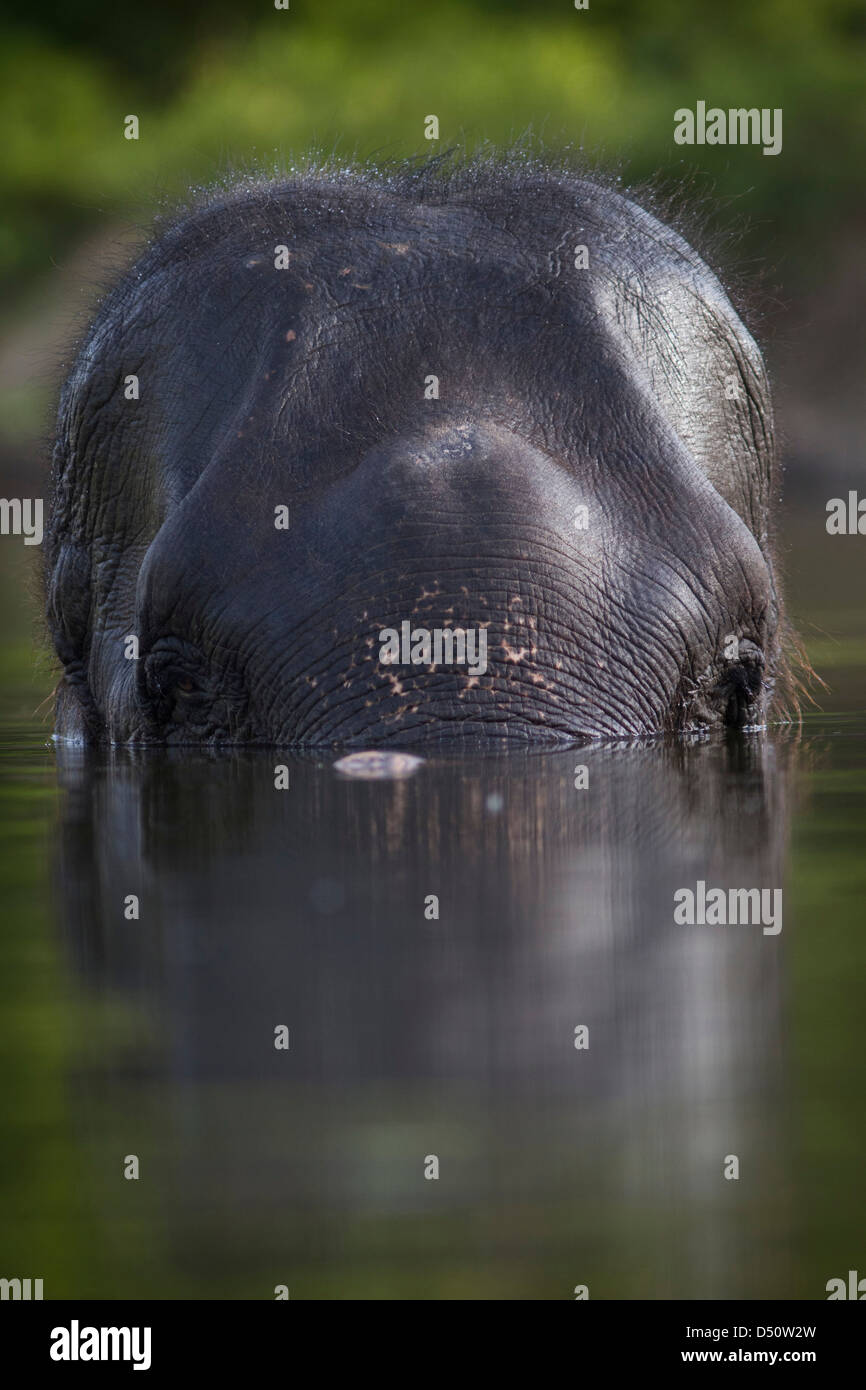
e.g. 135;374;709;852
3;710;865;1299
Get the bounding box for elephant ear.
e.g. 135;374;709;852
45;347;88;651
45;230;173;740
583;189;778;551
46;280;139;737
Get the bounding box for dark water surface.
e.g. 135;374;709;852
3;709;865;1299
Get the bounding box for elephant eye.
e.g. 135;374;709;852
141;639;207;714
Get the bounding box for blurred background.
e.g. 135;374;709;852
1;0;865;1300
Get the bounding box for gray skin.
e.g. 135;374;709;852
45;158;784;747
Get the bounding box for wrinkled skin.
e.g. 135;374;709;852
46;160;783;746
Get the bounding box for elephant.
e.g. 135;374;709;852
45;155;792;746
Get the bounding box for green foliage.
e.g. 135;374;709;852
0;0;864;297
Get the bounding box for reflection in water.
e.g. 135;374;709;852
53;734;798;1298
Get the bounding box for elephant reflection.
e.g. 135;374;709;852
53;733;801;1298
